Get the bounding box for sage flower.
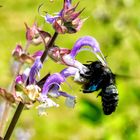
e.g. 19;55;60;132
29;58;43;85
15;68;30;84
62;36;106;67
44;0;85;33
49;36;106;74
40;69;77;110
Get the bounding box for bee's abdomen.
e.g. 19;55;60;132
101;85;118;115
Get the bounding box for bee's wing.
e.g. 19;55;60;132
114;74;140;80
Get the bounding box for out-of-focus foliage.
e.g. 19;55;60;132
0;0;140;140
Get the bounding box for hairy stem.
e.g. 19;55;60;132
3;32;58;140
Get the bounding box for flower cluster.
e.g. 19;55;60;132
0;0;106;116
44;0;85;33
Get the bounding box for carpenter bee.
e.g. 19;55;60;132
80;60;118;115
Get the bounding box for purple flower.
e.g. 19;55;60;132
48;46;88;74
44;0;85;34
45;0;72;24
31;51;43;59
42;73;65;95
62;36;106;68
60;66;78;78
60;66;85;82
16;75;24;84
29;58;42;84
42;67;79;96
48;36;106;73
45;14;59;24
16;68;30;84
40;67;77;108
70;36;101;58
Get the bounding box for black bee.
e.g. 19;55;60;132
80;61;118;115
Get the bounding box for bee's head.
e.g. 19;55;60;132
80;60;116;92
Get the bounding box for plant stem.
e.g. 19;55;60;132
40;32;58;63
0;62;22;136
3;102;24;140
3;32;58;140
0;41;31;137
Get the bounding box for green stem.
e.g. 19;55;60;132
3;32;58;140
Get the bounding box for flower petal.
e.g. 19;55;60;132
65;96;76;108
29;58;42;84
42;73;65;95
16;68;30;84
26;85;41;101
62;54;88;74
70;36;101;58
60;67;78;78
32;51;43;59
37;97;59;116
45;14;59;24
66;36;106;65
44;0;83;34
15;75;24;84
12;44;23;58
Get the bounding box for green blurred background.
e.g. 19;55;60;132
0;0;140;140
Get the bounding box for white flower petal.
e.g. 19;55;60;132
48;90;59;98
74;71;84;82
37;97;59;116
36;103;48;116
65;97;76;108
46;98;59;107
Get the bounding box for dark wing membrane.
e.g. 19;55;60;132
115;74;140;80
